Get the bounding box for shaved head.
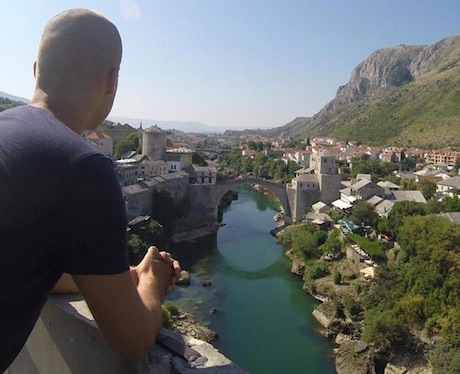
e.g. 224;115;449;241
35;8;122;101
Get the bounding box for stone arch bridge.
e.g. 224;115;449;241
215;178;292;223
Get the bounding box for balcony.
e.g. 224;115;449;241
7;295;245;373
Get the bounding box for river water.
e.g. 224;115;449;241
167;185;336;373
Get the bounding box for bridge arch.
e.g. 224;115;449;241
215;178;292;223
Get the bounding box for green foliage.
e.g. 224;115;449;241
246;140;270;151
362;215;460;352
127;219;169;265
114;132;140;159
0;97;24;112
387;200;427;239
342;295;361;319
362;309;411;350
333;270;342;285
429;341;460;374
400;156;417;171
218;150;300;183
350;157;397;180
161;305;175;330
347;233;385;261
441;193;460;212
151;185;190;236
163;301;180;316
418;180;437;200
192;151;207;166
328;68;460;148
400;178;418;190
278;224;327;260
305;262;330;280
326;209;345;222
349;200;378;227
376;216;390;234
320;228;343;255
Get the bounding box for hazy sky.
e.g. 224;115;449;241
1;0;459;129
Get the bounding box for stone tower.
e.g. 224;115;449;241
312;150;341;204
142;125;167;161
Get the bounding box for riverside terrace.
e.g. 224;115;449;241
7;295;245;374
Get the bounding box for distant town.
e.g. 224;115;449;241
84;121;460;226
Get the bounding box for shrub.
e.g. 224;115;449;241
164;301;180;316
306;262;330;280
333;270;342;285
161;305;174;330
429;341;460;374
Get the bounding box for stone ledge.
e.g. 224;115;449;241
8;295;245;374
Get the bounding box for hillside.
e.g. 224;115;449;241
260;35;460;148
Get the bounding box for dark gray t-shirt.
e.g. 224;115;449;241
0;105;129;371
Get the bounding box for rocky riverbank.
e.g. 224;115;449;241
172;313;219;342
283;247;433;374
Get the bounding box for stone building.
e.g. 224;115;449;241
287;150;341;221
142;125;167;161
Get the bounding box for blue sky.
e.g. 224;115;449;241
1;0;459;129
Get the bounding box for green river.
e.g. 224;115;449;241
168;185;336;373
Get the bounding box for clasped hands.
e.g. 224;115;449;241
131;246;181;298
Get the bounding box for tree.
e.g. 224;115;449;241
387;201;427;239
114;132;140;159
400;156;417;171
151;185;190;236
418;180;437;200
349;201;378;227
320;228;342;255
192;151;207;165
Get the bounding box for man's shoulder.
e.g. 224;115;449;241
0;105;102;166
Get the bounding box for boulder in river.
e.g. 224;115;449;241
176;270;191;285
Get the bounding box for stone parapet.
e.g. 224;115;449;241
7;295;245;374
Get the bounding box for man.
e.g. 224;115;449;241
0;9;180;371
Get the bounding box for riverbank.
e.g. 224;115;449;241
173;311;219;342
281;235;434;374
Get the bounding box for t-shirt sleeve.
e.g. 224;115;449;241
56;154;129;275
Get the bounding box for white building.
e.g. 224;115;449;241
84;131;113;156
167;147;193;172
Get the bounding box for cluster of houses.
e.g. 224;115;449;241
82;126;217;219
237;136;460;220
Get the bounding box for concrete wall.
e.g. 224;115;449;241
7;295;245;374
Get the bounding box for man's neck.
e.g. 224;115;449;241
29;89;88;135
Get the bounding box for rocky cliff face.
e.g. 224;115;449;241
336;45;423;103
274;34;460;145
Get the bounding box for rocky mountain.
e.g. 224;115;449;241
260;34;460;148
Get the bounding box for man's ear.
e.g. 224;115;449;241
105;67;119;95
33;61;37;78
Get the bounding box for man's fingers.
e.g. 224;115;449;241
147;246;159;257
172;260;181;281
